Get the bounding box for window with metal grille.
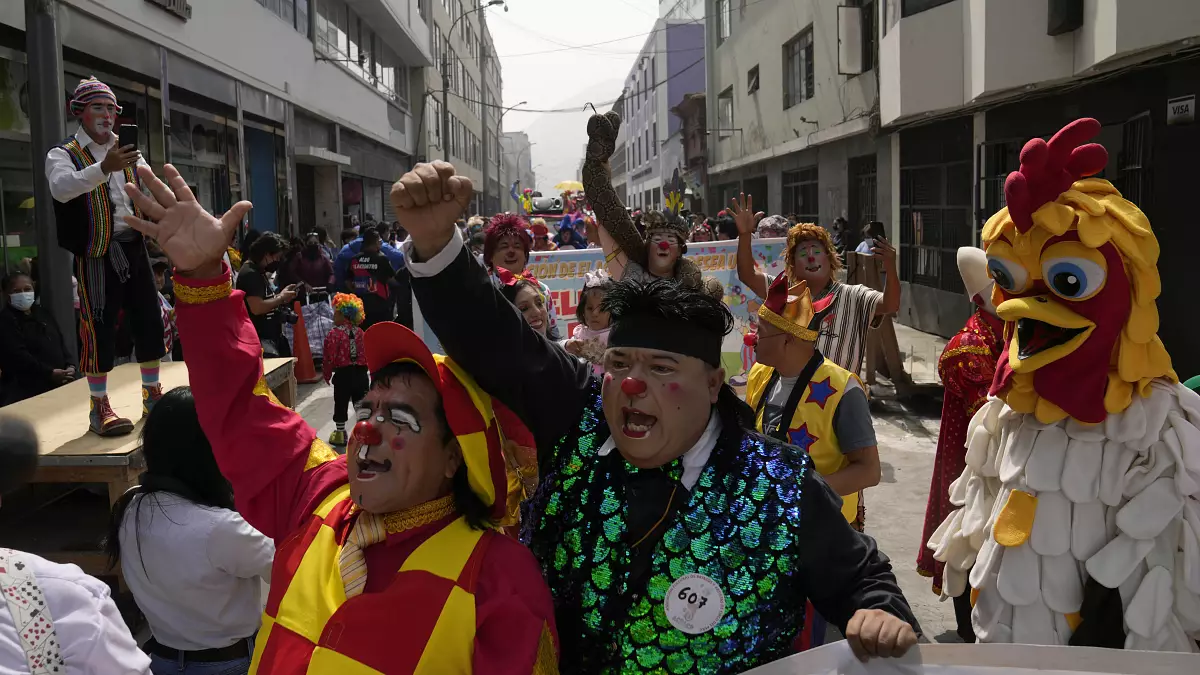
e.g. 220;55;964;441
899;161;972;292
783;28;814;109
782;167;819;223
747;65;760;95
975;138;1021;233
848;154;877;233
1117;112;1151;209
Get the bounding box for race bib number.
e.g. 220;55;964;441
664;573;726;635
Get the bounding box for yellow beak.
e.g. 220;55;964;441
996;295;1095;373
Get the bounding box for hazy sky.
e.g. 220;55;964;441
485;0;664;181
488;0;659;121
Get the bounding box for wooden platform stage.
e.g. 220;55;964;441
1;358;295;579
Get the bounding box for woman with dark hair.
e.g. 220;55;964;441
483;213;560;339
497;268;550;336
105;386;273;675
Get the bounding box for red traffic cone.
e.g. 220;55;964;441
292;301;320;384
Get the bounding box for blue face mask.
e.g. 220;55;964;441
9;291;34;311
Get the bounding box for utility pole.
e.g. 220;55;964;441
25;0;75;362
441;48;451;163
479;15;489;214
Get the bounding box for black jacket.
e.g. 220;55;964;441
410;240;918;668
0;304;74;405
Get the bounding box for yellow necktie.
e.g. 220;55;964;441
338;511;386;598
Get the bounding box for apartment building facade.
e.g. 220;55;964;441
1;0;432;262
419;0;503;214
703;0;881;228
877;0;1200;376
701;0;1199;376
622;15;706;213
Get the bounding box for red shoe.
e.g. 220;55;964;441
142;383;164;417
90;396;134;437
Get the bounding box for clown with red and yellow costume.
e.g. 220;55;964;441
928;119;1200;651
118;164;558;673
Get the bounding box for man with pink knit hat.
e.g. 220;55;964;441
45;77;165;437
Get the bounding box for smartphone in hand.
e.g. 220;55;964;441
867;220;887;242
118;124;139;150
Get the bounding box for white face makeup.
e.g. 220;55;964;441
792;240;831;288
81;101;117;142
345;376;459;513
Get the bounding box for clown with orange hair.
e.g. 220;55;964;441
928;119;1200;651
323;292;368;446
731;196;901;377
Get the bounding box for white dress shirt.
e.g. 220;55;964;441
45;127;149;234
402;226;468;278
0;551;151;675
596;411;721;490
118;493;274;651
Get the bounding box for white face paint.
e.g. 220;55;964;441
390;408;422;433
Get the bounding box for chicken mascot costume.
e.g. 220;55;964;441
928;118;1200;652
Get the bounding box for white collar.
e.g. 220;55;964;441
596;410;721;490
75;125;114;151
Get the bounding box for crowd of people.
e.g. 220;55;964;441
2;84;1199;675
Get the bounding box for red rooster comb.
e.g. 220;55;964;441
1003;118;1109;234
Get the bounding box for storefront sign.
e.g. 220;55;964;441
1167;94;1194;125
145;0;191;21
412;238;788;384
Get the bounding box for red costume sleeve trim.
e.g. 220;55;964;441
175;267;347;541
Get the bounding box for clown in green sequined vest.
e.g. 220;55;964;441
527;381;813;674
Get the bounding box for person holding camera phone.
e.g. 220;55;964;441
45;77;166;437
235;232;297;357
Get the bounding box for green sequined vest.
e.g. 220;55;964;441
528;381;813;674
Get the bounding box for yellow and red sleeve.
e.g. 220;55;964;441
174;263;346;541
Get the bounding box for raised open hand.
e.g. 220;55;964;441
391;161;473;261
123;164;250;275
728;192;760;237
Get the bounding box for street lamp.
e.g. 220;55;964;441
496;101;527;197
442;1;507;163
516;143;537;191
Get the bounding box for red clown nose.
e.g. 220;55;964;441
657;241;671;251
621;377;647;397
743;332;758;347
353;420;382;446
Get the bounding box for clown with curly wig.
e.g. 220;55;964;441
323;293;369;446
483;213;560;339
730;193;900;376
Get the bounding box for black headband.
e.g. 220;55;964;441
608;314;723;367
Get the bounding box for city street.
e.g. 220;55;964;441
292;375;960;643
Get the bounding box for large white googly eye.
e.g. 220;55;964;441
1041;256;1106;301
986;256;1030;294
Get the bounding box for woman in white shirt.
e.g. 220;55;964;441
1;415;151;675
104;387;274;675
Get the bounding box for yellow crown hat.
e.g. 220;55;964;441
757;272;829;341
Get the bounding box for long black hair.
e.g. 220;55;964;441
369;362;494;531
104;387;234;572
